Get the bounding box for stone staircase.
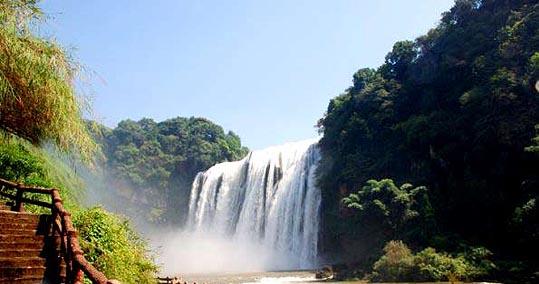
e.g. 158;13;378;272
0;202;65;284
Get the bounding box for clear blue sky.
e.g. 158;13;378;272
40;0;454;150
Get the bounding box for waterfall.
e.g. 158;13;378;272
186;139;321;270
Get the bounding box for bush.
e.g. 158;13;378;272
73;207;157;284
413;247;470;281
0;136;86;211
0;137;60;213
371;240;414;281
371;240;494;282
0;137;49;186
457;246;496;278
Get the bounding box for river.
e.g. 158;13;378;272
176;270;492;284
178;271;353;284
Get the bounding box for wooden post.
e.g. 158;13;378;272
14;188;23;212
72;261;84;284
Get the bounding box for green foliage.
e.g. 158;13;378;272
513;198;537;226
73;207;157;284
371;241;494;282
0;136;158;282
0;0;96;161
0;136;47;184
0;135;86;211
511;192;538;257
340;179;434;265
525;124;539;153
371;240;414;282
342;179;431;237
318;0;539;281
380;40;418;80
0;2;157;281
0;135;53;213
412;247;470;282
88;117;249;224
456;245;497;278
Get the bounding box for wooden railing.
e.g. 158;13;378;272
157;276;183;284
0;178;118;284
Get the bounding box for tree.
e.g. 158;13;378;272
380;41;418;80
88;117;249;225
0;0;96;160
525;125;539;153
351;68;376;93
342;179;432;241
318;0;539;281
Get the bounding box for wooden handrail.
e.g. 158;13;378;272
0;178;118;284
157;276;183;284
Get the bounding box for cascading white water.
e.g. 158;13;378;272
187;139;321;270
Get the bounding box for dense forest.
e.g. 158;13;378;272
317;0;538;282
87;117;248;225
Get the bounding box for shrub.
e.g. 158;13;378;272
371;240;494;282
0;137;49;185
0;136;85;211
457;246;496;279
0;137;59;213
73;207;157;284
413;247;470;281
371;240;414;281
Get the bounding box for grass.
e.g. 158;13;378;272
0;0;97;162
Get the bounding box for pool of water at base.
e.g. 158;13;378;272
177;271;493;284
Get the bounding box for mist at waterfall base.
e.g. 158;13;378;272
156;139;322;275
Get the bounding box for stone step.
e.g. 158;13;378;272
0;249;45;258
0;188;72;282
0;247;62;258
0;199;70;283
0;215;50;224
0;222;41;230
0;234;44;242
0;276;46;284
0;242;44;250
0;211;48;222
0;224;53;233
0;257;46;267
0;266;46;279
0;236;60;248
0;256;65;267
0;216;43;225
0;221;40;231
0;228;39;235
0;262;66;279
